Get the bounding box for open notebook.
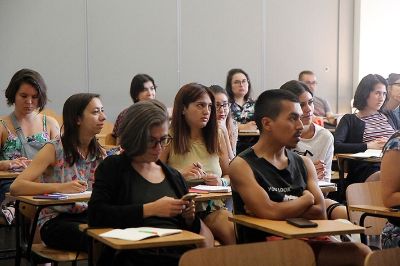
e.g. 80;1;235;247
351;149;382;158
191;185;231;193
100;227;182;241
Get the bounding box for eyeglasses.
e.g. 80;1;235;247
193;102;213;111
391;83;400;87
233;79;248;86
142;86;157;92
148;135;172;148
216;102;231;111
304;81;317;85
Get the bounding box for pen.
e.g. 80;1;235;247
138;230;157;234
193;163;207;176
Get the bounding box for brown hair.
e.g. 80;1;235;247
171;83;218;154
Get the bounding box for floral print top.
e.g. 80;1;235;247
230;100;255;124
37;138;103;228
383;132;400;154
0;116;50;160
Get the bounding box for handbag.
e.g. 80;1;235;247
10;112;46;159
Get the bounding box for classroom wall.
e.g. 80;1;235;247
0;0;354;121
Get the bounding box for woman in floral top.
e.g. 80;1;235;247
0;69;59;205
380;131;400;248
225;68;257;131
11;93;106;251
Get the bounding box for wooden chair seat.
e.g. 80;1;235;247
364;247;400;266
32;244;87;262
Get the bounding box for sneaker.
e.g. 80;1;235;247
1;205;15;226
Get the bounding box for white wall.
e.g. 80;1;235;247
0;0;354;121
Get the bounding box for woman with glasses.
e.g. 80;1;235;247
335;74;399;187
89;100;204;266
225;68;257;131
209;85;238;161
161;83;235;245
112;73;157;143
11;93;106;252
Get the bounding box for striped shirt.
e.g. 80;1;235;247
361;113;395;142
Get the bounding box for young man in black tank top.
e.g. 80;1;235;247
229;90;370;266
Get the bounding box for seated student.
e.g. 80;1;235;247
88;100;204;266
225;68;257;131
280;80;347;220
10;93;106;251
160;83;235;245
230;90;371;266
0;69;60;204
383;73;400;122
298;70;335;124
112;73;157;143
209;85;238;161
380;132;400;248
335;74;398;186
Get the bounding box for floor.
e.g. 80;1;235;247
0;226;88;266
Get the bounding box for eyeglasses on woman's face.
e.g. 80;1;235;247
148;135;172;148
216;102;231;111
232;79;248;86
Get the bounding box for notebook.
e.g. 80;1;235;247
32;191;92;200
100;227;182;241
318;181;336;187
191;185;231;193
351;149;382;158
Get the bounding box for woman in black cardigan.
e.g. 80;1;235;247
88;100;205;266
335;74;398;186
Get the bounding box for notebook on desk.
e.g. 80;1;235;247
351;149;382;158
100;227;182;241
191;185;231;193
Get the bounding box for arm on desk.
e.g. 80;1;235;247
381;150;400;208
229;157;314;220
10;144;87;196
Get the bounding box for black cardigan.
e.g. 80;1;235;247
88;154;200;233
334;111;399;154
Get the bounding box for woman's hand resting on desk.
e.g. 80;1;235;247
367;137;388;150
313;160;326;180
57;180;87;193
181;199;196;225
0;157;31;171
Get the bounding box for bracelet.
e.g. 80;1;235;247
221;177;228;187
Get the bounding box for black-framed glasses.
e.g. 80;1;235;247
233;79;248;85
216;102;231;111
148;135;172;148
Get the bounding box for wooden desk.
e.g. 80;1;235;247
336;153;381;201
194;192;232;202
348;204;400;244
0;171;19;179
238;130;260;137
86;228;204;250
319;185;337;194
14;193;91;266
229;215;365;239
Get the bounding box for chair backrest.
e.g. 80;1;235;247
364;247;400;266
42;108;63;126
346;181;386;235
179;239;315;266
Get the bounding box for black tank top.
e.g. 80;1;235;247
232;147;308;243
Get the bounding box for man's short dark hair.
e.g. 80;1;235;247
255;89;299;131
